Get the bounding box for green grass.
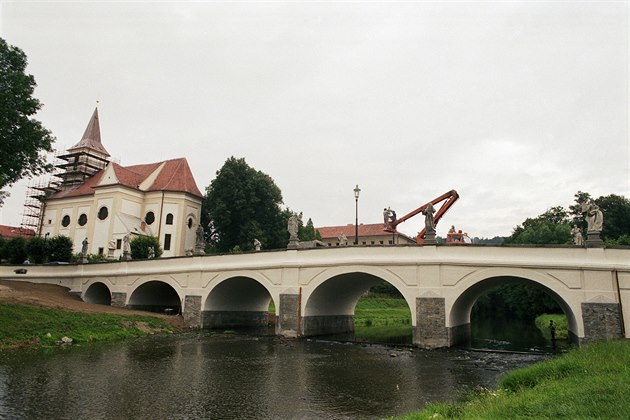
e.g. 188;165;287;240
354;296;412;341
391;340;630;419
535;313;568;340
0;302;174;349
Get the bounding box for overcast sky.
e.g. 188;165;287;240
1;1;628;239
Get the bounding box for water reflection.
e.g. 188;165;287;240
0;333;548;419
471;317;570;352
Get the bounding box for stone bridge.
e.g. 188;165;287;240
2;245;629;348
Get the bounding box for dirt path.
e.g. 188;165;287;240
0;279;186;329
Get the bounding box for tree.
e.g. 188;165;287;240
0;38;55;195
299;217;322;241
26;235;48;263
202;157;286;252
4;237;27;264
130;235;162;259
48;235;73;262
505;206;572;245
570;191;630;243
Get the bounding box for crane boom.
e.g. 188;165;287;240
384;190;459;244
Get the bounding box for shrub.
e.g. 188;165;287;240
26;236;49;263
48;235;73;262
130;235;162;259
5;237;28;264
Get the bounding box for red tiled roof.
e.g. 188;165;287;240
316;223;395;239
49;157;202;199
0;225;35;238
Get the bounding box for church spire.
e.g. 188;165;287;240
68;107;110;157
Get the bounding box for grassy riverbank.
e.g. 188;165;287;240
355;296;412;341
393;339;630;419
535;313;568;340
0;302;175;350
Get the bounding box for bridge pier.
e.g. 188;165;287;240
277;293;300;338
581;302;623;344
111;292;127;308
414;297;450;348
183;295;202;327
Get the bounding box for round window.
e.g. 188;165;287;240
78;214;88;226
61;215;71;227
145;211;155;225
98;206;109;220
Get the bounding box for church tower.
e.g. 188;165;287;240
55;107;111;189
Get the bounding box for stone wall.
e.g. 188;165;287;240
581;302;623;343
111;292;127;308
301;315;354;337
202;310;268;329
277;294;300;337
414;297;448;348
183;295;202;327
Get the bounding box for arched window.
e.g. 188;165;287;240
145;211;155;225
166;213;174;225
187;218;193;229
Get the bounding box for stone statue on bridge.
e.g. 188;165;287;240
122;234;131;260
338;232;348;246
194;224;206;256
254;238;262;251
287;214;300;249
422;203;436;235
580;199;604;247
571;225;584;246
79;238;89;264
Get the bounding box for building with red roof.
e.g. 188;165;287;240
0;225;35;239
38;108;203;258
316;223;416;246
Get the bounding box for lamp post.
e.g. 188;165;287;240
353;184;361;245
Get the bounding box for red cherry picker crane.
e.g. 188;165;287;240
383;189;460;244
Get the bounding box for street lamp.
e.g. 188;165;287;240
354;184;361;245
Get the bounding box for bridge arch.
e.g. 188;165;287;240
83;281;112;305
302;266;415;337
202;272;275;330
447;267;581;345
127;279;183;314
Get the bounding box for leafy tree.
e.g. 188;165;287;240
472;284;562;320
202;157;286;252
48;235;73;262
299;217;322;241
26;236;48;263
4;237;27;264
0;38;55;195
570;191;630;242
505;206;572;245
130;235;162;259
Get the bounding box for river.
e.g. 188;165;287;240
0;330;551;419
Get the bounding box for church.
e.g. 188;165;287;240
37;108;203;258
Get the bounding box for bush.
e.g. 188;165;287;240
26;236;49;263
130;235;162;259
5;237;28;264
48;235;73;262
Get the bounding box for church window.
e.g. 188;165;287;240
166;213;174;225
164;234;172;250
187;218;193;229
78;214;88;226
61;215;71;227
98;207;109;220
145;211;155;225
